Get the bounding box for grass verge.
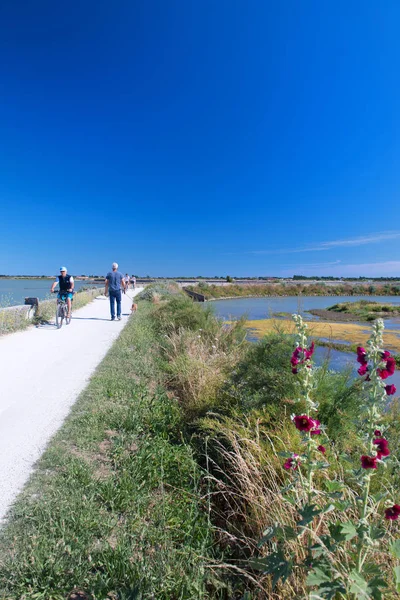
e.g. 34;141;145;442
0;302;227;600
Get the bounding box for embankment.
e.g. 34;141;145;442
1;285;399;598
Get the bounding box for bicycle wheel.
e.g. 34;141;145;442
56;303;64;329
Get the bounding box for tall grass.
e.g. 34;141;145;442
187;282;400;300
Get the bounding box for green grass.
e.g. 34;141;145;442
0;304;227;600
186;282;400;300
326;299;400;321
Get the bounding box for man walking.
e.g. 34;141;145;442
105;262;125;321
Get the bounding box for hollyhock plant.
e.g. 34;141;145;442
310;419;321;435
384;504;400;521
361;455;378;469
373;437;390;459
293;415;315;432
290;340;315;375
357;346;368;365
283;454;299;470
378;356;396;380
385;384;396;396
357;363;368;377
262;317;399;598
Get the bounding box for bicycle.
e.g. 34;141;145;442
53;291;73;328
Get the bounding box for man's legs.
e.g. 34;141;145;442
116;290;122;319
67;297;72;318
109;292;116;320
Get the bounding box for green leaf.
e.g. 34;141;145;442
298;504;322;527
394;565;400;592
325;480;344;493
333;500;351;511
390;539;400;559
339;522;358;541
349;571;373;599
306;567;331;586
369;525;385;541
249;549;292;588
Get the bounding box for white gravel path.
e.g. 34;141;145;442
0;287;142;523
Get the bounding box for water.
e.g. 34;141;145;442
210;295;400;387
210;295;400;330
0;279;103;307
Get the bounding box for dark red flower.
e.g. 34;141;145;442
283;454;299;470
304;342;315;360
374;430;382;437
356;347;368;365
361;455;378;469
291;343;315;373
358;364;368;376
317;445;326;454
382;351;391;360
292;367;298;374
293;415;315;432
385;504;400;520
310;419;321;435
385;384;397;396
373;438;390;459
378;357;396;379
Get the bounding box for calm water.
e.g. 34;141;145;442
210;295;400;330
0;279;103;307
210;296;400;387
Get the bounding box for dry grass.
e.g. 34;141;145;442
246;318;400;353
162;325;244;419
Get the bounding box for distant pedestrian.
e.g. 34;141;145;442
124;273;130;292
132;275;136;289
105;263;126;321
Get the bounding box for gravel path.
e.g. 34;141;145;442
0;288;142;523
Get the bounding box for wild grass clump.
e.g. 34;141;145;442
0;306;31;335
144;294;247;420
135;281;180;302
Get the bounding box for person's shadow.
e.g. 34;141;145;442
72;317;112;321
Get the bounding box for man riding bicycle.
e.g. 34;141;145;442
50;267;74;319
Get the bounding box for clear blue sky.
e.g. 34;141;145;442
1;1;400;277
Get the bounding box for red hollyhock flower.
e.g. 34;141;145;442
374;430;382;437
382;351;391;360
361;455;378;469
310;419;321;435
378;357;396;379
373;438;390;459
283;454;299;470
317;445;326;454
358;364;368;376
293;415;315;432
385;504;400;520
356;347;368;365
291;343;315;373
304;341;315;360
385;384;397;396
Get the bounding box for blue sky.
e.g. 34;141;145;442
1;1;400;277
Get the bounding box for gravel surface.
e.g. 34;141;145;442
0;288;142;523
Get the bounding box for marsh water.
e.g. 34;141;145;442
0;279;103;307
210;295;400;388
